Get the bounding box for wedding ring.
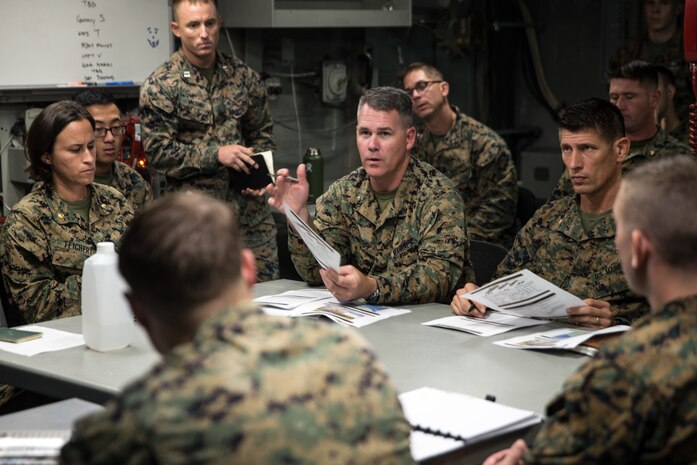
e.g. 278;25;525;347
596;316;600;325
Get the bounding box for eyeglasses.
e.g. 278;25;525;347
94;126;126;138
404;80;443;96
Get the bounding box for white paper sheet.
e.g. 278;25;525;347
253;289;334;310
422;312;548;337
283;201;341;271
0;431;70;459
462;269;585;318
0;326;84;357
494;325;630;350
256;289;410;328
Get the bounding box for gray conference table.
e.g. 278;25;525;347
0;279;591;463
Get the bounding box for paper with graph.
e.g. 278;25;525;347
461;269;585;319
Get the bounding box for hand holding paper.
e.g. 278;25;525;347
462;269;585;319
319;266;377;303
283;201;341;272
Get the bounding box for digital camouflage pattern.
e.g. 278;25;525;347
140;50;278;281
411;107;518;247
60;302;415;465
0;182;134;325
526;294;697;464
94;161;152;213
495;195;648;324
290;157;473;305
548;127;691;201
610;28;692;119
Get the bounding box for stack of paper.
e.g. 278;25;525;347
399;387;542;461
0;430;71;464
422;312;547;337
254;289;410;328
254;289;334;311
494;325;630;351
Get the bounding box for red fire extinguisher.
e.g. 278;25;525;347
122;115;149;181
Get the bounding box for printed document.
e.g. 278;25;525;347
494;325;630;350
255;289;410;328
283;201;341;271
462;269;585;318
422;312;548;337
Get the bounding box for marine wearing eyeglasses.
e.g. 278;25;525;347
73;90;153;213
402;62;518;247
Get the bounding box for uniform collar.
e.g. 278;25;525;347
39;182;115;225
550;195;616;241
351;157;417;226
175;50;235;84
417;105;466;151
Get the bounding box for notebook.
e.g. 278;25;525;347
229;150;274;191
399;386;541;457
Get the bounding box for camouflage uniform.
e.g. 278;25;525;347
140;50;279;281
94;161;152;213
290;157;473;305
0;182;133;325
411;106;518;247
610;27;692;119
525;294;697;464
60;302;415;465
495;195;648;324
548;127;690;202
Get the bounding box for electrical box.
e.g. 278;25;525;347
219;0;412;28
322;61;348;104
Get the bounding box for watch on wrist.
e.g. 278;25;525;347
366;286;381;304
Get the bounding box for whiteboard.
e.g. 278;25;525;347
0;0;172;88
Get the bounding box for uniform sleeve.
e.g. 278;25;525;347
131;174;154;213
240;69;276;153
525;359;653;465
493;218;538;280
0;212;81;323
139;78;220;180
466;140;518;243
60;401;151;465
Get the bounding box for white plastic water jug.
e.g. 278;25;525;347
81;242;134;351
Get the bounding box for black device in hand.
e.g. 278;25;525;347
229;151;274;191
